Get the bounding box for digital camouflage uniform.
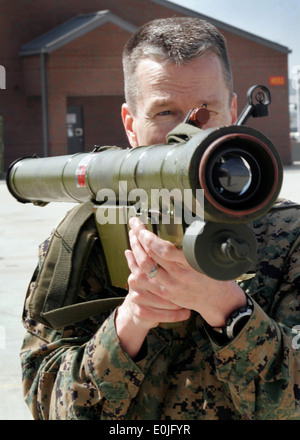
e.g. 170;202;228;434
20;199;300;420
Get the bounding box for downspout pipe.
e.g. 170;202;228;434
40;51;49;157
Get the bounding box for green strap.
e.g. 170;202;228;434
42;296;124;329
38;201;126;329
41;202;95;312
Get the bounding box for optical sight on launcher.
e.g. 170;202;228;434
7;85;282;284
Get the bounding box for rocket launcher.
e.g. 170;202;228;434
7;86;283;285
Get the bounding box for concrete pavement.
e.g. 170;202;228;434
1;163;300;420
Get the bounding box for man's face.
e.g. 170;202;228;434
122;53;237;147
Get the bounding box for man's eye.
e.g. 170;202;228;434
158;110;172;116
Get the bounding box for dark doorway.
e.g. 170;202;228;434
67;106;84;154
67;96;129;151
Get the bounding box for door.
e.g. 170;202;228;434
67;106;84;154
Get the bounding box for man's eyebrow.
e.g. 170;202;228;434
200;96;223;106
143;97;176;116
148;97;175;109
144;95;224;117
150;96;223;108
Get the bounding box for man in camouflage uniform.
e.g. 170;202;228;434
20;17;300;420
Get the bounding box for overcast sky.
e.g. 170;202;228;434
170;0;300;80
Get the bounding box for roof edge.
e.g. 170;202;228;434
151;0;291;54
19;10;138;56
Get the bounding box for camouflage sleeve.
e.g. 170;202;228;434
21;309;146;420
208;202;300;419
210;297;300;419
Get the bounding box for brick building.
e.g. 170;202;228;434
0;0;291;171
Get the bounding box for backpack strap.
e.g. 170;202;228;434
43;201;96;312
41;297;124;329
27;201;125;329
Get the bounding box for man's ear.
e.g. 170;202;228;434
230;93;238;124
121;103;138;147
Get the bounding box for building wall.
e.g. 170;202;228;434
0;0;291;170
45;22;130;155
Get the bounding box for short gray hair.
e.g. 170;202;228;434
122;17;234;114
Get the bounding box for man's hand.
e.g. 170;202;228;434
115;217;247;358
